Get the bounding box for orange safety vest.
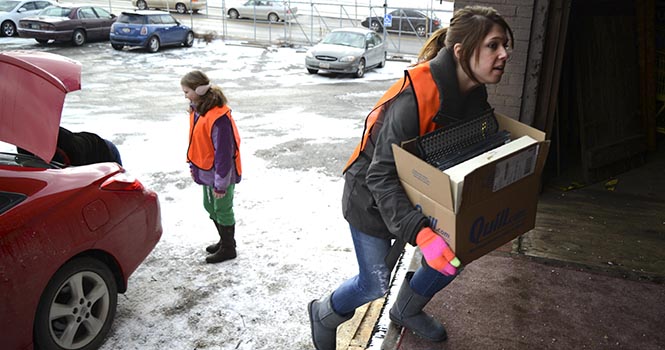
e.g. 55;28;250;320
343;62;440;172
187;105;242;175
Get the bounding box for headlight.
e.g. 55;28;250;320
339;56;356;62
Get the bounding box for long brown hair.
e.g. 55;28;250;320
417;6;514;83
180;70;228;116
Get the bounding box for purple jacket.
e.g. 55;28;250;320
189;111;240;194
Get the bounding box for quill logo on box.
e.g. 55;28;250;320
469;207;527;244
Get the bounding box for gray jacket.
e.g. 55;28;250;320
342;47;491;245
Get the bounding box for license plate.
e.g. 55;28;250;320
319;62;330;69
30;24;40;29
122;28;130;33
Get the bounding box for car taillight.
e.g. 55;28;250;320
434;19;440;26
101;173;145;191
140;26;147;35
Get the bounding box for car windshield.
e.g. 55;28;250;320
322;31;364;48
117;13;146;24
0;1;21;12
39;6;71;17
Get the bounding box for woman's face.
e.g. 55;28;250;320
470;24;511;85
182;85;200;103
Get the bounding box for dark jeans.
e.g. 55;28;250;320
330;224;457;315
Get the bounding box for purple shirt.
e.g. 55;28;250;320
190;111;239;193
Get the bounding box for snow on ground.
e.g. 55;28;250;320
2;40;412;349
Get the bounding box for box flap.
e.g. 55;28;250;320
496;113;546;142
392;144;454;210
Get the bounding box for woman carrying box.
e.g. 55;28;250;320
308;5;514;349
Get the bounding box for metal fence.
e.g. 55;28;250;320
181;1;451;56
96;0;452;56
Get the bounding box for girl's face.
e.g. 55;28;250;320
470;24;511;85
182;85;200;103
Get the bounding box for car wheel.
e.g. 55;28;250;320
136;0;148;10
370;21;382;33
33;257;117;350
354;58;365;78
146;36;160;53
307;68;318;74
228;9;239;19
184;31;194;47
268;12;279;22
1;20;16;37
72;29;86;46
378;52;386;68
36;38;49;45
416;25;426;37
112;43;124;50
175;3;187;14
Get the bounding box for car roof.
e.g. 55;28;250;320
120;10;171;16
330;27;373;35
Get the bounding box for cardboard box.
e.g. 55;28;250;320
392;113;550;265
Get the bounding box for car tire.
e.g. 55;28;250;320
228;9;239;19
369;21;382;33
416;25;426;37
33;257;117;350
184;31;194;47
268;12;279;22
136;0;148;10
112;43;124;50
378;52;386;68
146;36;160;53
354;58;365;78
72;29;86;46
307;68;318;74
1;20;16;37
175;3;187;14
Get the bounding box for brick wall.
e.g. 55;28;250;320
452;0;538;122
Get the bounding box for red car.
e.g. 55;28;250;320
0;51;162;350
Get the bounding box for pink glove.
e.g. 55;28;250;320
416;227;460;276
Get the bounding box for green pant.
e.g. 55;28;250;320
203;184;235;225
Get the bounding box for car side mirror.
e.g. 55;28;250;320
17;7;26;13
367;42;374;49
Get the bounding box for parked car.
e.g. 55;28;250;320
227;0;297;22
110;10;194;53
0;0;54;36
132;0;206;14
0;50;162;350
361;9;441;37
305;27;386;78
17;4;116;45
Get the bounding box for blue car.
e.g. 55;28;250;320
110;10;194;53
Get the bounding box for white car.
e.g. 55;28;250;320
0;0;54;36
227;0;297;22
305;27;386;79
132;0;207;14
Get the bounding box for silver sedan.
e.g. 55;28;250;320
305;27;387;79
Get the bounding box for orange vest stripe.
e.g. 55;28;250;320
187;105;242;175
343;62;440;172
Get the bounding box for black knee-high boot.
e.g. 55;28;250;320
308;293;354;350
206;224;237;264
389;271;447;342
205;220;222;254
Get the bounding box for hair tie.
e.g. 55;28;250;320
195;84;211;96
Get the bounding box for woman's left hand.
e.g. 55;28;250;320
213;190;225;199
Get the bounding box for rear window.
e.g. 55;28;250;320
117;13;147;24
39;6;72;17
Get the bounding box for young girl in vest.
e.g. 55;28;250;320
308;6;513;348
181;70;242;264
